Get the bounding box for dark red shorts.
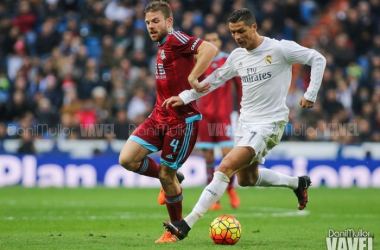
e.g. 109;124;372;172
129;116;199;169
196;113;233;149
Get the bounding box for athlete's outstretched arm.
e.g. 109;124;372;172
162;69;232;108
187;41;218;91
161;68;227;109
179;55;239;105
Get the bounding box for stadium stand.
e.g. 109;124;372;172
0;0;379;156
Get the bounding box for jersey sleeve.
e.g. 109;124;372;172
280;40;326;102
179;55;238;104
169;31;203;55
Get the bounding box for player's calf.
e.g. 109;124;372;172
158;172;185;205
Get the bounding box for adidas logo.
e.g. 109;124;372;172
166;154;174;159
238;62;243;67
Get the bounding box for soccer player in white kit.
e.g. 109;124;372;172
161;8;326;240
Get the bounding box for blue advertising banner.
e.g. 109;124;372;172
0;154;379;188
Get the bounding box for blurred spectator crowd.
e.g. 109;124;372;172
0;0;379;150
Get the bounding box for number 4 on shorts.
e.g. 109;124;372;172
170;139;180;153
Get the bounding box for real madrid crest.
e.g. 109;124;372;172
265;55;273;65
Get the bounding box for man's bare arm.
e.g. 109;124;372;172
187;41;218;91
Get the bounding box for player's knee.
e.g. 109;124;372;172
158;170;174;186
119;154;136;171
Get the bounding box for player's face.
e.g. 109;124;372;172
145;11;172;42
229;21;257;50
204;33;222;51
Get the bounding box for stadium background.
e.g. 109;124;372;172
0;0;380;186
0;0;379;189
0;1;379;249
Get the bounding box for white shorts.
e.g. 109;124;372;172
234;121;287;164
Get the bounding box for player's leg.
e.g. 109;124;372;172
234;121;296;187
163;145;253;240
256;122;311;210
157;171;185;205
235;121;311;209
163;122;310;240
156;120;199;243
159;164;182;219
162;123;250;239
202;149;215;185
155;164;183;243
234;160;259;186
236;160;298;188
218;118;240;208
235;161;311;210
221;145;240;208
160;121;199;220
156;162;183;243
195;114;216;186
118;118;161;178
119;140;158;177
196;114;222;209
201;148;223;210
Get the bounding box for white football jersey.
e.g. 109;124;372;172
179;37;326;124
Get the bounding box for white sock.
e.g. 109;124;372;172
255;168;298;190
184;171;229;228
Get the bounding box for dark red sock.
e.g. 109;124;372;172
206;163;215;184
165;190;183;221
134;157;159;178
227;175;235;190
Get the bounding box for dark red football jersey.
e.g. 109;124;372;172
151;30;203;124
198;52;242;117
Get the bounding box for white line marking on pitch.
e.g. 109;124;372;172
0;207;310;221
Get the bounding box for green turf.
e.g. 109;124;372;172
0;187;379;250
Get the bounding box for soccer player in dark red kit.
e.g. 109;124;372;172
118;0;217;243
196;32;242;210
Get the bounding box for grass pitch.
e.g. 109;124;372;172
0;187;379;250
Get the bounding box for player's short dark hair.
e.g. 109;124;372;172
227;8;256;26
144;0;173;19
